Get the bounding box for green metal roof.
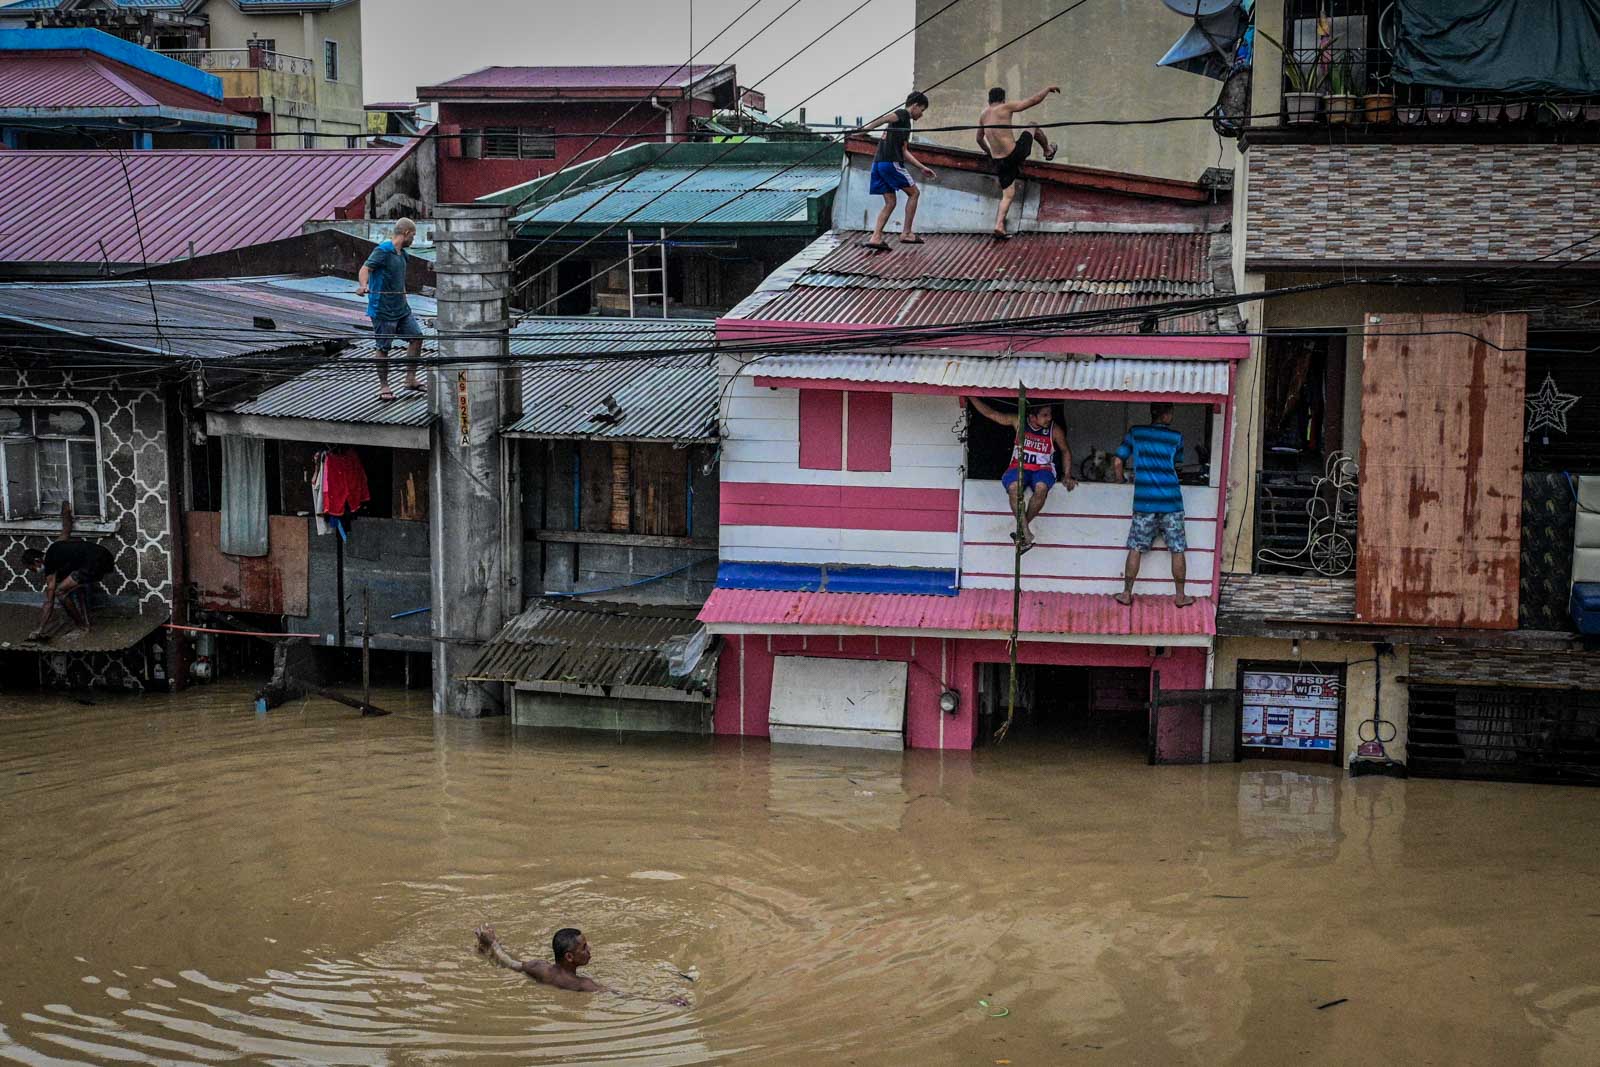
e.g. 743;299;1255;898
511;163;838;236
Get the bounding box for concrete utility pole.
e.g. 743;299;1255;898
429;203;517;716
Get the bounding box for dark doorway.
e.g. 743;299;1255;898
977;663;1149;753
555;259;594;315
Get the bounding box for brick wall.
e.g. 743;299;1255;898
1246;144;1600;263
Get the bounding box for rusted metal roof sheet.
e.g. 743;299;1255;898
0;601;169;653
464;599;716;694
813;231;1212;282
751;353;1230;396
0;275;371;358
0;148;409;266
728;230;1227;334
698;587;1215;637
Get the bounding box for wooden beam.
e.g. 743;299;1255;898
531;528;717;550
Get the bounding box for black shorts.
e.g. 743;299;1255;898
994;131;1035;190
65;566;107;588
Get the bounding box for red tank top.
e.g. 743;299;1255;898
1009;427;1055;472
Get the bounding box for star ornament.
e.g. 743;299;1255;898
1526;371;1581;437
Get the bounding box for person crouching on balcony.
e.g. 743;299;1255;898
1112;403;1193;607
969;396;1075;552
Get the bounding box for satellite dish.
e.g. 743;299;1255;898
1158;6;1245;80
1160;0;1239;17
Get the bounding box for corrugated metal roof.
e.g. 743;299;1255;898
0;148;408;265
422;64;729;93
229;354;432;426
510;352;716;441
750;353;1231;396
0;275;372;358
513;165;838;230
216;315;714;433
698;587;1215;637
464;599;716;693
729;230;1228;335
0;53;238;114
815;231;1212;282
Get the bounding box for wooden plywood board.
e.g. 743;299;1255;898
185;511;311;617
1356;313;1526;629
631;444;689;537
392;447;429;522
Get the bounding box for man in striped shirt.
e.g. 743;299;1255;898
1112;404;1193;607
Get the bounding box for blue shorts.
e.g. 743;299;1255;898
372;310;423;353
1001;467;1056;493
1127;511;1187;553
869;161;915;195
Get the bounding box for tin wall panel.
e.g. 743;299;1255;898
1356;313;1527;629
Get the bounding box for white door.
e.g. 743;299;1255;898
768;656;907;750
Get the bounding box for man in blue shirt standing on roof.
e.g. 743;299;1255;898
1113;403;1194;608
357;218;426;402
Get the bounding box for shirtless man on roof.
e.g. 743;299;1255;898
976;85;1060;240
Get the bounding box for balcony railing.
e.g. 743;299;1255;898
161;48;314;78
1277;29;1600;130
1253;454;1358;577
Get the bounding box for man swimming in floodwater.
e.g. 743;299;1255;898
475;924;688;1006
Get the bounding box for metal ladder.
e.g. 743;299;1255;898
625;227;669;319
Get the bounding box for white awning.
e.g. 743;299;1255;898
749;353;1231;397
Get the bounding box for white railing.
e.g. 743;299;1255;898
161;48;315;78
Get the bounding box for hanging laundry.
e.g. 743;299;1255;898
319;447;371;529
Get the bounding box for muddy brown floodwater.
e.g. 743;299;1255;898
2;684;1600;1065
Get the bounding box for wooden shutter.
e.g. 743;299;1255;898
1355;312;1526;629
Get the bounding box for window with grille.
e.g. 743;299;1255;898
481;127;557;159
323;39;338;81
0;404;104;520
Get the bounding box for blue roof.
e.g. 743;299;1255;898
0;28;223;98
512;164;839;233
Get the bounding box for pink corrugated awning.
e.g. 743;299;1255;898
698;587;1215;641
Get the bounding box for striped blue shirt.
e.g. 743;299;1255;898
1116;423;1185;514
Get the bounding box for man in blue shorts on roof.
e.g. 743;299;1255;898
1113;403;1195;608
357;217;426;403
860;91;935;251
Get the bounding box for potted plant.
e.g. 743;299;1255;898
1362;70;1395;123
1474;95;1502;123
1502;97;1529;122
1452;96;1478;124
1327;58;1359;124
1584;96;1600;123
1282;52;1325;124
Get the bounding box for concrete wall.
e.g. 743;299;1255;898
300;517;432;650
203;0;364;146
911;0;1223;182
1213;636;1410;767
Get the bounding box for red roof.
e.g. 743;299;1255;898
698;587;1215;638
0;148;410;266
727;230;1226;334
419;64;732;100
0;51;240;118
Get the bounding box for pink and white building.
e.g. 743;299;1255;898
697;140;1246;752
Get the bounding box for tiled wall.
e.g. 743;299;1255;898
1247;144;1600;263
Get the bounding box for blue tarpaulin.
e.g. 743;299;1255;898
1396;0;1600;93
